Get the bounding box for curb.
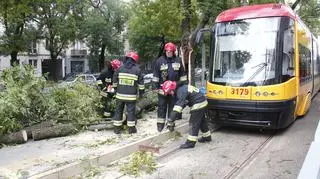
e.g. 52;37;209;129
298;120;320;179
28;122;190;179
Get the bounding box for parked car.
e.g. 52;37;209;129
59;74;97;87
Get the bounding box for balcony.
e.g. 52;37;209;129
71;49;87;57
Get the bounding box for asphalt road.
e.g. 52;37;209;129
140;94;320;179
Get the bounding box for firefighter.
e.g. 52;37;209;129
112;52;144;134
152;42;187;132
162;80;211;149
96;59;122;120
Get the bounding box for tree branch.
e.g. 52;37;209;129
291;0;301;10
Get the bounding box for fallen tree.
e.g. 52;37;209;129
25;120;56;138
87;121;114;131
32;123;77;141
0;130;28;144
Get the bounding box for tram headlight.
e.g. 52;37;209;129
263;92;269;96
213;90;217;94
218;90;223;95
255;91;261;96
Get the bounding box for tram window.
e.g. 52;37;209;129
299;44;312;81
282;20;294;82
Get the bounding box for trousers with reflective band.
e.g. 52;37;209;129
157;94;175;123
113;101;136;127
188;107;210;142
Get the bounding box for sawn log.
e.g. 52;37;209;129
0;130;28;144
25;120;55;138
32;123;77;141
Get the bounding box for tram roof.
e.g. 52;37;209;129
216;3;296;23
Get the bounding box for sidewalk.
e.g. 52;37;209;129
0;110;190;178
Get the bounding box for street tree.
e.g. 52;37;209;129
0;0;35;65
80;0;127;72
128;0;185;63
296;0;320;34
32;0;83;80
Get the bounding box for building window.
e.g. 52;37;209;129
29;40;37;54
29;59;37;67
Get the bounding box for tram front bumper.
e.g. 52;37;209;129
207;98;296;129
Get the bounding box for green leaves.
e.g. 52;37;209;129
120;151;157;177
0;65;101;136
297;0;320;34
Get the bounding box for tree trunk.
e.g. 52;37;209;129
24;120;55;139
49;53;59;81
0;130;28;144
88;122;113;131
180;0;194;84
135;91;158;117
32;123;77;141
10;51;19;66
99;43;107;72
157;35;166;58
291;0;301;10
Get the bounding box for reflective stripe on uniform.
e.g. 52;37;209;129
173;105;182;113
157;118;165;124
158;89;165;95
116;93;137;101
127;121;136;127
180;75;187;81
118;73;138;80
187;135;198;142
100;91;108;97
113;120;123;126
104;112;111;117
190;100;208;111
138;84;145;90
105;78;112;83
202;131;211;137
96;80;103;85
152;76;159;82
188;85;200;93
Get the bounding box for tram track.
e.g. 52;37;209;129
223;132;276;179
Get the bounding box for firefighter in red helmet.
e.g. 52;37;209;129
152;42;187;132
112;52;145;134
96;59;122;120
162;80;211;149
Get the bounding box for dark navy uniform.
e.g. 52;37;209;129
96;68;114;119
112;59;144;133
152;55;187;130
169;84;211;148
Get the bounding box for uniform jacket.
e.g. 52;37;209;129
170;85;208;120
112;59;145;101
96;68;114;90
152;56;187;94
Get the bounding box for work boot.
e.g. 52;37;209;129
180;140;196;149
157;123;165;132
167;121;175;132
128;126;137;134
176;113;182;120
198;136;212;143
114;126;122;134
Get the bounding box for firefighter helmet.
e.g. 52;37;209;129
164;42;176;52
162;80;177;95
126;52;139;63
111;59;121;70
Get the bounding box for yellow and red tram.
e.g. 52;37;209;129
205;4;320;129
